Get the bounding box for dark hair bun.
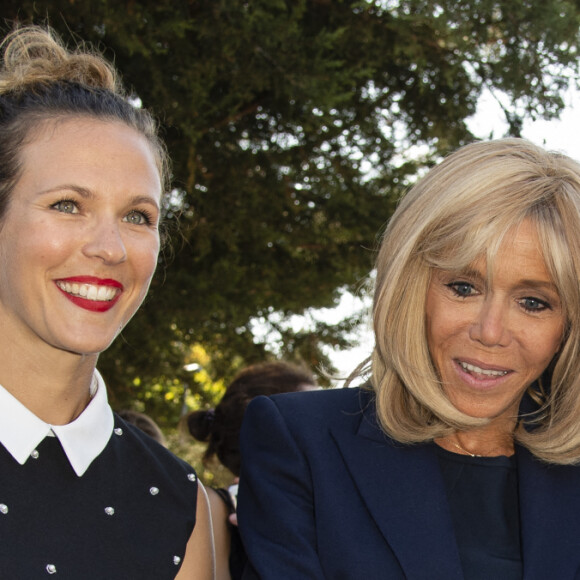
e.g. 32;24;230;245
186;409;215;442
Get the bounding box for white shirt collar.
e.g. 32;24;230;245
0;370;114;477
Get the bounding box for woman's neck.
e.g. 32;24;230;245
435;422;517;458
0;342;98;425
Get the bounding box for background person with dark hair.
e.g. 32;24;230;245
187;361;318;580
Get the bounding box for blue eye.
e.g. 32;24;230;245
51;199;79;214
446;282;475;298
520;297;550;312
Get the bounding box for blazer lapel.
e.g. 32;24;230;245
330;401;463;580
518;446;580;579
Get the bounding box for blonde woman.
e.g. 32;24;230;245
238;139;580;579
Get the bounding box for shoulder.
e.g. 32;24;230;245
206;487;232;540
244;386;374;442
207;487;231;511
112;413;197;484
107;414;200;538
266;385;372;418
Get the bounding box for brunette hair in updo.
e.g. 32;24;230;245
0;25;170;224
187;361;317;476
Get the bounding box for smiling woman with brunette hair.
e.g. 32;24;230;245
237;139;580;579
0;25;213;578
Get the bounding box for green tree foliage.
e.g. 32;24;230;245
1;0;578;424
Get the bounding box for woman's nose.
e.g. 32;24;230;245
82;221;127;265
469;298;511;347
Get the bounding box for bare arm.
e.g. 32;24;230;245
207;487;233;580
175;481;215;580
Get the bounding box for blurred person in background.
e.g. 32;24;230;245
187;361;318;580
117;409;167;446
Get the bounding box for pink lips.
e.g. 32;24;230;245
454;358;512;389
55;276;123;312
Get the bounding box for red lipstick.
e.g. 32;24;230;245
55;276;123;313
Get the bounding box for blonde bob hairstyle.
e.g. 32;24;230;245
371;138;580;465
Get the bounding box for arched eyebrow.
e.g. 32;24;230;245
38;184;93;198
515;279;560;294
39;184;160;210
447;267;484;281
129;194;160;211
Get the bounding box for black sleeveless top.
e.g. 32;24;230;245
437;447;522;579
0;416;198;579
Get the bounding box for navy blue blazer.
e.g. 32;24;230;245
237;387;580;579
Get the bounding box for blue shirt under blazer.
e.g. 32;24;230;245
237;386;580;579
